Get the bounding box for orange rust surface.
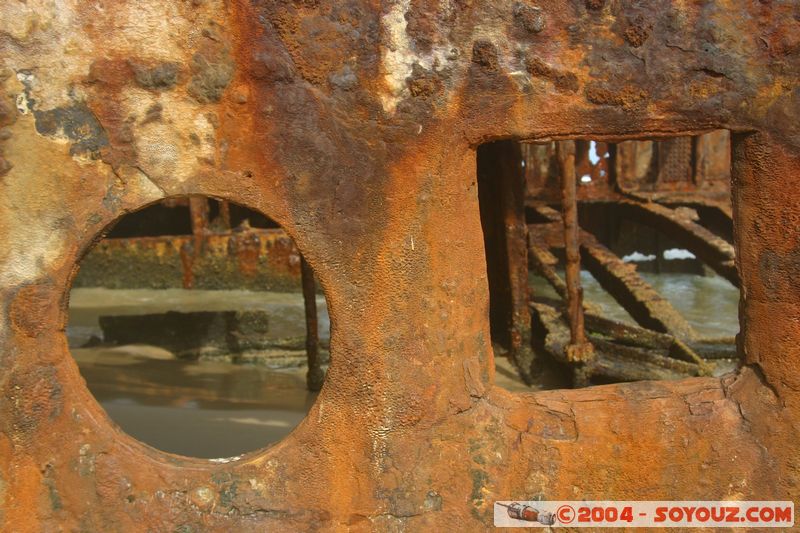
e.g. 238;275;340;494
1;1;800;530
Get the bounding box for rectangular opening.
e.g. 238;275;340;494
478;131;739;391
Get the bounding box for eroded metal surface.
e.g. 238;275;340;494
1;1;800;530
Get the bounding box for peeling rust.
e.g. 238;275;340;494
471;40;500;70
0;0;799;530
131;62;180;91
33;104;109;156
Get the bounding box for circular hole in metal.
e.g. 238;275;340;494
67;195;329;458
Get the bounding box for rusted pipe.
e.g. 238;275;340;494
189;196;210;238
184;196;211;289
500;143;535;381
557;140;594;363
219;199;232;230
301;254;324;391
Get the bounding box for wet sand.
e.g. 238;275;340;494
71;346;317;458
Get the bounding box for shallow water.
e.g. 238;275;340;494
68;288;326;458
72;346;317;458
529;270;740;338
67;274;739;458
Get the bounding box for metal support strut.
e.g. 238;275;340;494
557;140;594;364
301;254;325;391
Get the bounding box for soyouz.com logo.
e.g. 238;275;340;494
493;501;794;528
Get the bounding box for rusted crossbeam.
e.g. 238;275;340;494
668;200;734;244
529;206;696;341
615;199;738;286
527;243;711;375
527;236;567;299
585;312;722;368
579;231;696;340
530;302;704;385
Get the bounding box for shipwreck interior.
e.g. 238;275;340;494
479;131;739;388
1;1;799;530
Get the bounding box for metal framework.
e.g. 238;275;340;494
1;1;799;530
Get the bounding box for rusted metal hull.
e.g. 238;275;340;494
1;0;799;530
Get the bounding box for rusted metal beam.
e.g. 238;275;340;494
579;230;696;340
527;234;567;299
589;339;704;381
557;140;594;363
300;254;324;392
584;312;714;366
530;302;704;384
189;196;210;237
665;200;734;244
584;312;675;350
528;205;697;340
184;196;211;289
478;141;536;382
527;244;711;375
501;143;535;379
219;199;232;230
615;199;738;286
73;229;303;291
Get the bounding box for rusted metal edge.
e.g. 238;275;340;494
301;254;325;392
